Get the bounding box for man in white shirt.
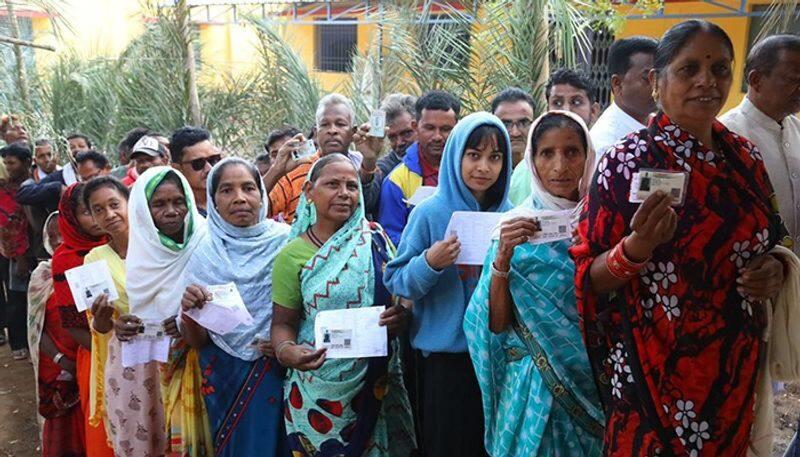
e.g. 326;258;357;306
720;34;800;254
31;139;61;183
591;36;659;160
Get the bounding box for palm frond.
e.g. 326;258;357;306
755;0;800;42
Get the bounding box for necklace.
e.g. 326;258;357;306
307;226;325;248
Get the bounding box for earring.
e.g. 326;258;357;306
651;88;659;102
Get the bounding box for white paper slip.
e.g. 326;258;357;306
405;186;436;206
183;283;254;335
368;109;386;138
444;211;504;265
121;335;170;368
529;210;574;245
65;260;120;312
629;169;687;206
314;307;387;359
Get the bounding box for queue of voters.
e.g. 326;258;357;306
1;17;800;457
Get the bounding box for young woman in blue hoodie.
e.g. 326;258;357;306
384;112;513;457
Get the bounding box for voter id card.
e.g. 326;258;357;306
138;321;165;339
629;169;687;206
368;109;386;138
529;210;573;245
320;328;353;350
292;140;316;161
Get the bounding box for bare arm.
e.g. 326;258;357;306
271;303;326;371
488;218;539;334
587;192;677;295
67;328;91;349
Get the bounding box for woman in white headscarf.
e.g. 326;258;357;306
125;166;211;457
464;111;604;456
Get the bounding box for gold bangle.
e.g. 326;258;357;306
276;340;296;364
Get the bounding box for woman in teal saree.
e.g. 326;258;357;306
270;153;416;456
464;111;604;456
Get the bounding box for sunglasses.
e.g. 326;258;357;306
181;154;222;171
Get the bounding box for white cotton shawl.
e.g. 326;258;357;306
749;244;800;457
493;110;596;239
126;166;207;321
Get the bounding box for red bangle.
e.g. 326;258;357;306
606;236;649;280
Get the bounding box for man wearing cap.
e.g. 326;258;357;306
122;135;170;186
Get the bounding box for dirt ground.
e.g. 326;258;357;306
0;343;798;456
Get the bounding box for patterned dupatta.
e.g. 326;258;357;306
570;112;789;456
283;156;414;456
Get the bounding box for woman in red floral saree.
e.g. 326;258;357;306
570;20;791;456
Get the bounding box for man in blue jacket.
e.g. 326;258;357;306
378;90;460;246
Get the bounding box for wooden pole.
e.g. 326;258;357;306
0;35;56;51
4;0;32;113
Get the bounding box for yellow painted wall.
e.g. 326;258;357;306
25;1;773;112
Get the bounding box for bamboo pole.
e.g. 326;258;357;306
4;0;32;113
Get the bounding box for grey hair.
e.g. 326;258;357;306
380;93;417;125
315;93;355;127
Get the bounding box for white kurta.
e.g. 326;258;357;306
721;97;800;254
590;102;646;163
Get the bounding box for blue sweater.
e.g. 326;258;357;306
384;112;513;354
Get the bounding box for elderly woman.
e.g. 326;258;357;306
83;177;168;456
464;111;603;456
570;20;791;456
180;158;290;456
50;183;114;457
125;166;210;456
270;153;415;456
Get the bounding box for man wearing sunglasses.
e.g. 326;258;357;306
170;126;222;217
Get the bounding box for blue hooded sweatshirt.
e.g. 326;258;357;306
384;112;513;354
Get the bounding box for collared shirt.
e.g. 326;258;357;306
590;102;646;162
32;164;61;183
721;97;800;253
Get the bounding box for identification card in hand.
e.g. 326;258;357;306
65;260;120;312
629;169;687;206
183;283;254;335
292;140;316;161
314;307;387;359
529;210;573;245
368;109;386;138
138;321;165;339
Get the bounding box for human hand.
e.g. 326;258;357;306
162;315;180;339
114;314;142;342
181;285;211;312
274;134;314;176
625;191;678;262
91;294;115;333
256;339;275;358
425;235;461;270
495;217;540;269
281;344;326;371
738;254;785;301
352;123;385;160
379;304;409;338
